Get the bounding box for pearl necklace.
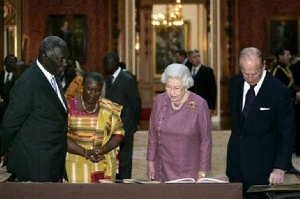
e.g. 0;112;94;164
80;95;98;114
171;92;189;110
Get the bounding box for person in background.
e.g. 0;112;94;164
175;49;188;65
147;63;212;182
0;54;17;119
0;54;17;164
119;61;136;80
185;50;193;70
66;72;124;183
271;48;293;87
188;49;217;115
226;47;295;199
3;61;28;112
290;58;300;157
61;58;83;100
271;48;300;174
103;52;141;180
1;36;100;182
1;61;28;170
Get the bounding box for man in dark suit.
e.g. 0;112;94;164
0;54;17;120
226;47;295;199
175;49;188;65
1;36;99;182
188;49;217;114
103;52;141;179
0;54;17;161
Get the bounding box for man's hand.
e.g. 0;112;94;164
295;91;300;104
269;169;285;184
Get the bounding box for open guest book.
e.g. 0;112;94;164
165;177;229;184
98;179;160;184
123;179;161;184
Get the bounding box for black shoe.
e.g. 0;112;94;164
286;167;300;174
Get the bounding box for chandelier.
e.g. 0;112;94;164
152;0;184;27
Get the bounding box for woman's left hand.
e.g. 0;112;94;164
196;171;206;181
86;149;104;163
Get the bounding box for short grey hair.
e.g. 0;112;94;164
39;36;67;56
239;47;264;68
161;63;194;88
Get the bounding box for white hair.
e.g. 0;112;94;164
161;63;194;88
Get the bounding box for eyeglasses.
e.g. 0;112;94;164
165;85;184;93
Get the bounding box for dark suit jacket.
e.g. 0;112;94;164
185;60;192;71
189;65;217;110
1;61;68;182
0;70;15;123
226;72;295;185
105;70;141;135
0;70;5;99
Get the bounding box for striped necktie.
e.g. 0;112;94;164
51;77;58;94
192;68;196;78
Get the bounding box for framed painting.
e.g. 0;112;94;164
267;17;299;57
153;21;190;79
48;15;87;62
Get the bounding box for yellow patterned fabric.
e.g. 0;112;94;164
65;76;83;100
66;98;124;183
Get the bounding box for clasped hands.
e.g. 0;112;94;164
85;148;105;163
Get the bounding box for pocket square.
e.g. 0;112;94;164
260;107;270;111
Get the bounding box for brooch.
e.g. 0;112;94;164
188;101;196;109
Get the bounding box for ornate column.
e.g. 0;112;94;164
210;0;221;122
138;6;153;108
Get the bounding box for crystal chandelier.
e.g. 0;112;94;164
152;0;184;27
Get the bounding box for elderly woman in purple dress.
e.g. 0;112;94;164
147;63;212;182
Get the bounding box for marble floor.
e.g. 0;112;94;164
132;130;300;184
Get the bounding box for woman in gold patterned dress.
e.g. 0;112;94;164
66;72;124;183
62;58;83;100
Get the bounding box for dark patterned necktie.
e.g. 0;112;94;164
105;76;114;95
242;84;256;118
5;73;10;84
192;68;196;79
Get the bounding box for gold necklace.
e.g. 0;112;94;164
80;95;98;114
171;91;189;110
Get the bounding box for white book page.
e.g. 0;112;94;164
165;178;196;183
197;178;229;183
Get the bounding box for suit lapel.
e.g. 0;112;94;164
56;77;67;108
235;76;244;130
194;66;203;79
34;64;67;117
109;71;124;92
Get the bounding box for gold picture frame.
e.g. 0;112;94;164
153;21;190;79
267;17;299;57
